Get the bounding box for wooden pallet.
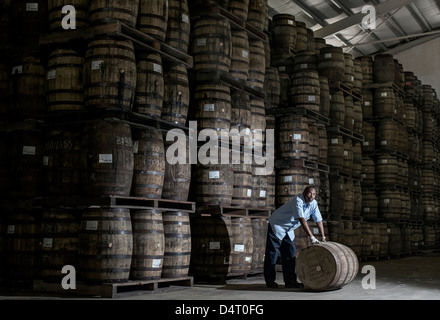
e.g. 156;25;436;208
33;276;193;298
266;106;331;126
195;205;271;218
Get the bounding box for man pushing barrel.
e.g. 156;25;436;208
264;186;326;288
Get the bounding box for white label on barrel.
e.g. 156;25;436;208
204;104;215;112
278;66;286;72
288;20;294;25
26;3;38;11
365;101;371;106
387;228;391;233
351;76;354;82
259;190;266;197
242;50;249;59
91;60;104;70
224;257;229;265
331;138;339;144
153;63;162;73
414;181;418;186
22;146;36;155
383;199;390;204
86;220;98;230
294;134;302;140
7;225;15;234
12;65;23;74
245;256;252;262
197;38;207;46
344;150;348;156
313;227;319;234
308;95;316;102
132;141;139;154
43;156;49;166
301;63;308;69
361;174;366;178
284;176;293;183
380;159;388;164
209;241;220;249
47;70;56;80
364;207;370;212
363;141;369;146
152;259;161;268
329;95;332;100
381;92;388;97
42;238;53;248
209;171;220;179
99;154;113;164
325;53;332;59
381;140;387;145
309;178;314;184
182;14;189;23
427;207;433;211
247;189;252;197
234;244;244;252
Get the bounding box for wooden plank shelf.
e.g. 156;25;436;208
364;82;405;98
328;81;363;102
33;276;194;298
266;106;331;126
327;124;364;142
195;205;271;218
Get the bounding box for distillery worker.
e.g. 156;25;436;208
264;186;326;288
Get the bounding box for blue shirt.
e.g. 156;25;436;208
268;194;323;241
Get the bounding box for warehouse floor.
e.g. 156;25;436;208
0;252;439;301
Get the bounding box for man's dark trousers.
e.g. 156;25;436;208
263;224;297;285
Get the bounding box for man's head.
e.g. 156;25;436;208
303;186;316;204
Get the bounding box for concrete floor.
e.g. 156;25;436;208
0;252;439;301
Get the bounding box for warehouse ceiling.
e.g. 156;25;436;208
267;0;440;58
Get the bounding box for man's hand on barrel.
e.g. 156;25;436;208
310;235;320;244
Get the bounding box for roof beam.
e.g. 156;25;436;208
314;0;415;38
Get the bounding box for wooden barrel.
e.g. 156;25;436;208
361;88;373;119
276;167;309;206
295;21;307;52
319;76;330;117
296;241;359;291
269;14;297;55
251;162;267;208
403;100;417;131
48;0;89;31
196;149;234;206
290;70;320;112
83;37;137;112
162;211;191;278
38;208;80;282
191;16;231;74
88;0;139;27
386;223;402;255
165;0;191;53
353;59;363;91
293;50;318;73
404;71;416;98
162;137;191;201
379;188;402;220
80;119;134;197
247;39;266;92
250;218;267;273
162;63;190;126
134;53;164;119
228;0;249;20
318;46;345;84
373;54;395;83
46;48;84;113
278;115;309;159
229;217;253;276
79;208;133;283
294;221;329;256
231;161;253;207
329;90;345;127
264;67;281;110
342;138;353;175
376;153;399;185
6;212;40;283
373;87;395;117
356;56;373;85
250;98;266;151
317;123;328;163
8;56;46;120
131;126;165;199
10;0;48;43
193;82;232;139
362;122;375;153
0;63;8;120
307;119;319;162
329;176;345;220
247;0;268;32
344;95;354;131
352;141;362;177
327;134;344;170
230;90;251;135
43;127;83;197
353;100;363;133
265;168;276;211
362;187;378;220
343;178;354;219
344;53;354;89
271;53;295;76
130;209;164;280
326;221;345;245
376;119;404;152
137;0;168;42
229;30;249;84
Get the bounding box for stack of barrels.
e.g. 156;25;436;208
1;0;196;285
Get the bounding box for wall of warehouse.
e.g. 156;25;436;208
393;37;440;95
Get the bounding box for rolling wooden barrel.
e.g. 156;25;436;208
83;37;137;112
79;208;133;283
165;0;191;53
88;0;139;27
130;209;164;280
162;211;191;278
38;208;80;282
229;30;249;84
48;0;89;31
137;0;168;42
46;48;85;113
296;241;359;291
80;119;134;197
191;16;232;74
131;126;165;199
269;14;297;55
134;53;164;119
162;63;190;126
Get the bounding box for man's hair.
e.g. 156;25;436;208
303;186;316;194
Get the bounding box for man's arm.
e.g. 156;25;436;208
316;220;327;242
299;217;314;238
